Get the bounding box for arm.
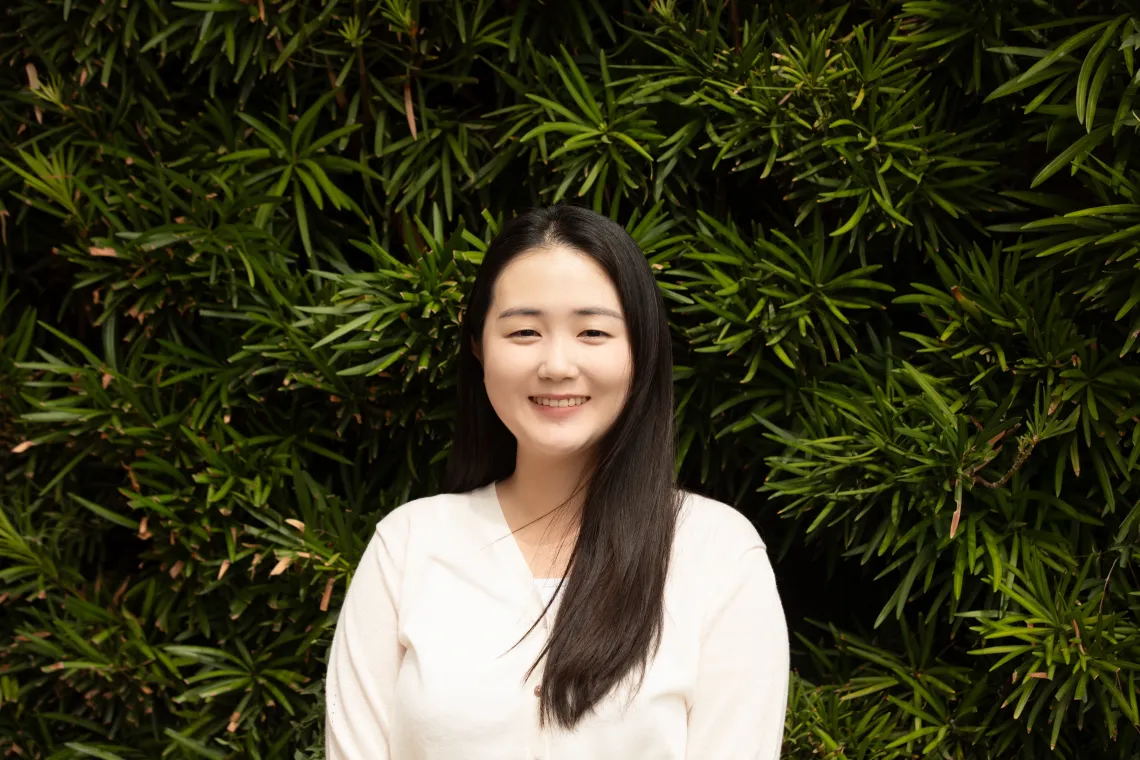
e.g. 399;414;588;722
325;523;405;760
686;545;790;760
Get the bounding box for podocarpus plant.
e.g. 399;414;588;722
2;1;1139;758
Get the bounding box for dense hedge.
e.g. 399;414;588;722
3;0;1140;757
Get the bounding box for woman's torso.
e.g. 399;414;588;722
377;483;763;760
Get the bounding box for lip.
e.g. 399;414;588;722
529;396;590;418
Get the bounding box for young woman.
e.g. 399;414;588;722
325;206;789;759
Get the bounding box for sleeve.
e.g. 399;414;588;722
686;544;790;760
325;519;406;760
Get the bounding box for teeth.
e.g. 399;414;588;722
531;396;589;408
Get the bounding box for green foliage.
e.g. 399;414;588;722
3;0;1140;758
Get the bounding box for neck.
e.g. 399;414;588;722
498;446;593;537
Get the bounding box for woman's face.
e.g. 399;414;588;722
478;245;633;462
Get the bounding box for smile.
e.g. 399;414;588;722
529;396;590;408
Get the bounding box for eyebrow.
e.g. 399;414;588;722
496;306;624;320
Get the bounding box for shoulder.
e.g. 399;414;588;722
673;489;767;568
677;489;766;549
372;488;485;549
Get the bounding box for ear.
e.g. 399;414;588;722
471;335;483;363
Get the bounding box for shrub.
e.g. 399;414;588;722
2;1;1139;758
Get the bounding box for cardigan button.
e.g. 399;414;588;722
533;684;542;696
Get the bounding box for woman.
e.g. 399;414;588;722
325;205;789;759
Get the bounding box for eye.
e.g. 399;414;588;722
582;329;610;339
509;329;540;338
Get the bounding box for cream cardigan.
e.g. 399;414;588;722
325;483;789;759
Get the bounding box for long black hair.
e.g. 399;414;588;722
443;204;682;730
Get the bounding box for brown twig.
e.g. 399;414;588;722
972;435;1038;490
950;429;1036;537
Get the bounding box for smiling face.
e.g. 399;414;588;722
477;245;633;462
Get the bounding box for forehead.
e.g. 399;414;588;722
492;246;621;308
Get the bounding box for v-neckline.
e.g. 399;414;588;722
487;482;535;573
486;481;571;580
478;482;552;613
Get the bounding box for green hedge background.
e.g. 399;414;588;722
3;0;1140;757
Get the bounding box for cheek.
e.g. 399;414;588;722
594;346;633;399
479;346;527;399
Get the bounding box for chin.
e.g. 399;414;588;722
521;435;596;459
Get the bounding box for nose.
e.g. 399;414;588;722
537;335;580;381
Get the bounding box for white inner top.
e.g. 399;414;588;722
533;577;563;606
